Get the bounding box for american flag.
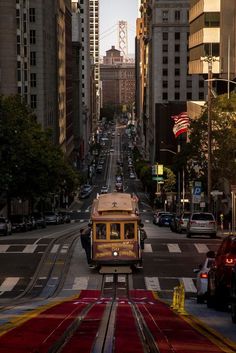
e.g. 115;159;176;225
172;112;189;138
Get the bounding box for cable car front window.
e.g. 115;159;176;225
110;223;120;240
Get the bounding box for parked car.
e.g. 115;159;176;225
100;186;109;194
158;213;175;227
153;211;171;226
59;211;71;224
193;251;215;303
186;212;217;238
44;211;59;225
176;212;191;233
170;214;180;232
207;235;236;310
32;212;46;228
96;164;103;173
10;215;28;232
79;184;93;199
0;217;12;236
129;172;136;179
231;264;236;323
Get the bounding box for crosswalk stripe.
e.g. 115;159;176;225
145;277;161;291
23;245;38;253
143;244;152;252
72;276;89;290
0;277;20;292
194;243;209;253
0;245;10;253
51;244;60;254
181;278;197;293
167;243;181;253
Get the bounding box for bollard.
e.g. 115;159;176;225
171;286;178;310
178;283;187;315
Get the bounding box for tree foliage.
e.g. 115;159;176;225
0;95;79;203
185;92;236;190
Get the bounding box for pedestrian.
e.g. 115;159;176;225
80;227;93;266
140;228;147;250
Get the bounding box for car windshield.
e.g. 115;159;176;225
192;213;214;221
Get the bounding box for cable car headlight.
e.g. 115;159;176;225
113;251;119;257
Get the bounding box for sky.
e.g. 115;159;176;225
99;0;139;57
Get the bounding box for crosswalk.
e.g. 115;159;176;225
0;242;216;254
0;275;198;295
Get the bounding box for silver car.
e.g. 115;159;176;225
187;212;217;238
193;251;215;303
0;217;12;236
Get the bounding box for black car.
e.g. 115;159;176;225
32;212;46;228
207;235;236;310
158;213;175;227
59;211;71;223
10;214;28;232
231;264;236;323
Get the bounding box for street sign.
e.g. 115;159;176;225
193;186;201;196
152;176;164;181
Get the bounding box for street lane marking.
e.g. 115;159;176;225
194;243;209;253
167;244;181;253
145;277;161;291
0;277;20;292
143;244;152;252
181;278;197;293
51;245;60;253
0;245;10;253
71;276;89;290
23;245;37;253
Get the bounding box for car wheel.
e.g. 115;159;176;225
210;233;217;239
4;230;8;236
207;293;215;308
186;233;191;238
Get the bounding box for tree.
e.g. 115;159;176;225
184;92;236;192
0;95;79;213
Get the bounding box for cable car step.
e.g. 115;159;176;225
99;266;132;274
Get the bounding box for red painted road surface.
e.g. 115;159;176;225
0;290;235;353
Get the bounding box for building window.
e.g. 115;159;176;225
162;32;168;41
162;10;168;22
175;81;180;88
175;68;180;76
163;56;168;64
31;95;37;109
175;44;180;52
30;51;36;65
29;8;36;22
187;92;192;100
163;44;168;52
175;10;180;21
162;81;168;88
163;68;168;76
30;73;36;87
199;80;204;88
175;57;180;64
30;30;36;44
175;32;180;40
162;92;168;100
175;92;180;100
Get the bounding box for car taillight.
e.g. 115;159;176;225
190;221;197;224
209;221;216;225
225;257;236;266
200;272;208;279
180;220;184;224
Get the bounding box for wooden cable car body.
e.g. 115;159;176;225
90;193;142;270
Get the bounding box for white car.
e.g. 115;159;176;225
100;186;109;194
129;172;136;179
193;251;215;303
187;212;217;238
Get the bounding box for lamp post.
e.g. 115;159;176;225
200;55;218;211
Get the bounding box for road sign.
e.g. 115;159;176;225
193;186;201;196
152;176;164;181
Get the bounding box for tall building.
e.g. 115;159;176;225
142;0;205;164
100;46;135;108
89;0;100;128
0;0;73;156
